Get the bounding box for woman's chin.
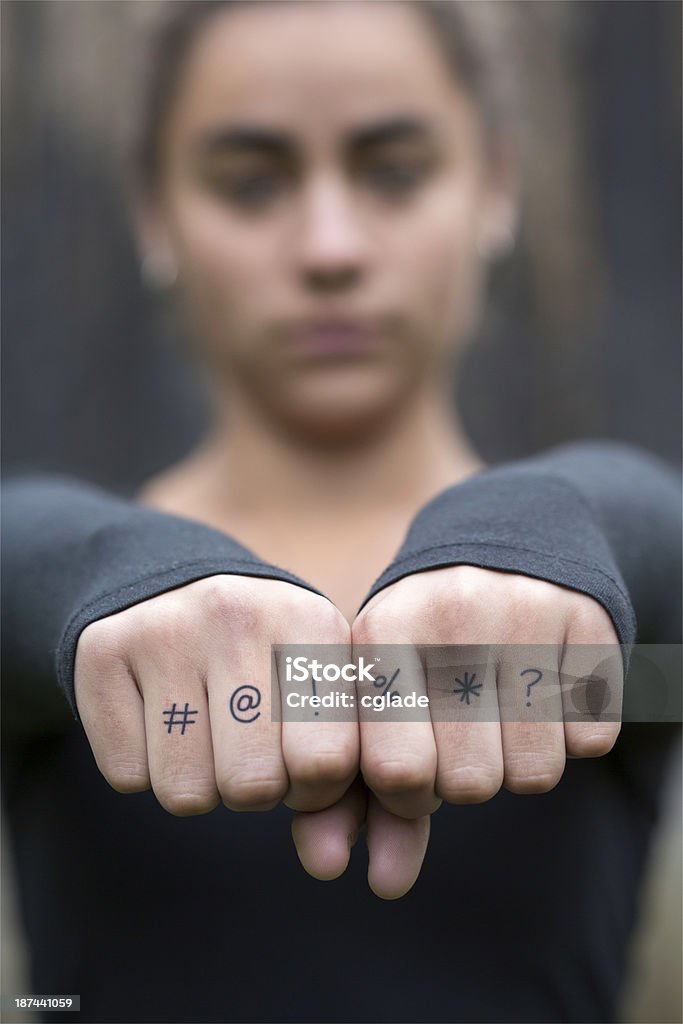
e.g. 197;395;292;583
264;366;413;447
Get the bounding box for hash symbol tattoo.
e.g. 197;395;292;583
163;702;198;735
453;671;482;705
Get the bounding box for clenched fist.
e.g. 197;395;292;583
75;576;356;815
293;565;622;898
352;565;622;817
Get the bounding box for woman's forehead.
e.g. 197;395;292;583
169;1;467;134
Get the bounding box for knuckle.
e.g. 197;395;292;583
441;565;499;605
352;608;388;645
569;598;619;643
160;790;221;817
491;574;564;626
503;750;565;793
219;766;288;810
135;605;187;649
103;765;150;794
566;723;621;757
436;763;503;803
101;755;150;793
289;748;355;788
363;755;434;795
200;578;261;633
77;617;128;666
154;778;220;816
429;577;499;638
502;585;560;636
285;590;351;642
350;610;374;645
446;569;489;598
315;601;352;642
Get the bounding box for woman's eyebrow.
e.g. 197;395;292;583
194;126;291;160
191;115;435;161
349;116;435;150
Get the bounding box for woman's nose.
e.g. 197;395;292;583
295;176;370;290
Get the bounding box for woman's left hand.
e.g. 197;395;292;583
291;564;623;898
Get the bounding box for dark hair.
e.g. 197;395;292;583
129;0;520;196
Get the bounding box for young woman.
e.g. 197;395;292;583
3;3;680;1022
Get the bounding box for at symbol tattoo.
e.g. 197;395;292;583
230;685;262;723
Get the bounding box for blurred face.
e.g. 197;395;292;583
142;0;512;441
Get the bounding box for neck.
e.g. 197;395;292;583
188;379;485;522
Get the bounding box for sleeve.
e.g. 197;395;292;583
357;440;682;650
2;474;327;725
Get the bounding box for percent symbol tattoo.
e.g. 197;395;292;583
373;667;400;696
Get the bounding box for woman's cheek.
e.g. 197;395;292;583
402;208;481;350
173;214;264;347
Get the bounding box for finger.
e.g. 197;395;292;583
562;604;623;757
136;652;221;815
75;634;151;794
291;775;367;880
209;641;288;812
498;642;566;794
279;639;359;812
427;645;503;803
357;643;440;818
366;791;431;900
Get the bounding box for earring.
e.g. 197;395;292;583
140;250;179;290
494;222;516;259
477;218;516;262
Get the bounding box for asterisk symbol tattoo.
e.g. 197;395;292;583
453;671;482;705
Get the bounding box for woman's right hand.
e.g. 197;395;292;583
74;575;359;816
75;573;431;899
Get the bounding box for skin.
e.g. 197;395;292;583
75;1;621;900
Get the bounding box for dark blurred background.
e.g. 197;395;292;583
1;3;681;1021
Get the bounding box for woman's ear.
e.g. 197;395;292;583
124;176;179;290
477;130;522;262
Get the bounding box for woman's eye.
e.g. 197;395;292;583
213;172;284;207
364;162;426;195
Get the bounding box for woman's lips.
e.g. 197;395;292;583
285;321;383;358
